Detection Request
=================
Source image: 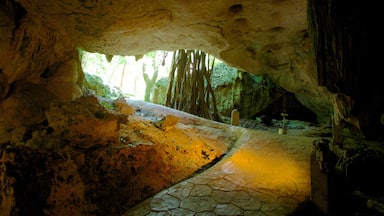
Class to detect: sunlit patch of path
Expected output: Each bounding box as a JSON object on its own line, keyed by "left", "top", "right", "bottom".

{"left": 123, "top": 126, "right": 315, "bottom": 216}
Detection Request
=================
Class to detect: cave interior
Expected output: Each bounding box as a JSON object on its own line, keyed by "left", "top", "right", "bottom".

{"left": 0, "top": 0, "right": 383, "bottom": 215}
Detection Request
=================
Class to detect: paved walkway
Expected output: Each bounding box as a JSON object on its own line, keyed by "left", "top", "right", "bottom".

{"left": 122, "top": 126, "right": 315, "bottom": 216}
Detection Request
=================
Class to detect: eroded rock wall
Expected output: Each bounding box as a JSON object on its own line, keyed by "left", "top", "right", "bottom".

{"left": 0, "top": 96, "right": 230, "bottom": 215}
{"left": 0, "top": 1, "right": 84, "bottom": 138}
{"left": 308, "top": 0, "right": 384, "bottom": 139}
{"left": 0, "top": 0, "right": 338, "bottom": 130}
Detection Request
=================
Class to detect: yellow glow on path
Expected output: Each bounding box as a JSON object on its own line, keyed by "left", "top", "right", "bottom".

{"left": 221, "top": 137, "right": 310, "bottom": 193}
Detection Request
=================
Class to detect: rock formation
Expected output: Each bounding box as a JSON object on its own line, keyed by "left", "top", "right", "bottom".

{"left": 1, "top": 0, "right": 330, "bottom": 129}
{"left": 2, "top": 0, "right": 380, "bottom": 138}
{"left": 0, "top": 95, "right": 233, "bottom": 215}
{"left": 1, "top": 0, "right": 381, "bottom": 137}
{"left": 0, "top": 0, "right": 383, "bottom": 214}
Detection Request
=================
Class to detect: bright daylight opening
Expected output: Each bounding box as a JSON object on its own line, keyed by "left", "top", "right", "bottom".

{"left": 80, "top": 49, "right": 226, "bottom": 104}
{"left": 80, "top": 49, "right": 240, "bottom": 122}
{"left": 80, "top": 50, "right": 174, "bottom": 101}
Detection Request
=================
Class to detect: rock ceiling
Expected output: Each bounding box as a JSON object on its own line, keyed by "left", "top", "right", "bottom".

{"left": 10, "top": 0, "right": 333, "bottom": 122}
{"left": 19, "top": 0, "right": 306, "bottom": 59}
{"left": 10, "top": 0, "right": 384, "bottom": 133}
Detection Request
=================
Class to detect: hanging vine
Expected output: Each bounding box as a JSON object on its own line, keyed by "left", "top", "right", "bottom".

{"left": 165, "top": 49, "right": 220, "bottom": 121}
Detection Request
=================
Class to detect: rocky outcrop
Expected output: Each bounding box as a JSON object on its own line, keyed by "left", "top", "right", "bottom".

{"left": 0, "top": 96, "right": 231, "bottom": 215}
{"left": 154, "top": 62, "right": 318, "bottom": 123}
{"left": 0, "top": 0, "right": 382, "bottom": 214}
{"left": 84, "top": 73, "right": 123, "bottom": 99}
{"left": 0, "top": 0, "right": 336, "bottom": 129}
{"left": 1, "top": 0, "right": 381, "bottom": 137}
{"left": 210, "top": 64, "right": 318, "bottom": 122}
{"left": 308, "top": 0, "right": 384, "bottom": 139}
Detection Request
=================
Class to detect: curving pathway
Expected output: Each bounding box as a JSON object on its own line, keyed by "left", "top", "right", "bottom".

{"left": 122, "top": 125, "right": 315, "bottom": 216}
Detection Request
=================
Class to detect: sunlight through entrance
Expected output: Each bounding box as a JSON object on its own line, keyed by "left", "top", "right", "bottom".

{"left": 80, "top": 50, "right": 173, "bottom": 100}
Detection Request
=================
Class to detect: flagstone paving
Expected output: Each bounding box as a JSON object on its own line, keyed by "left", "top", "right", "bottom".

{"left": 123, "top": 127, "right": 316, "bottom": 216}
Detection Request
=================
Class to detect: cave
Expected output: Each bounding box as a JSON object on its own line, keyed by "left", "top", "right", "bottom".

{"left": 0, "top": 0, "right": 383, "bottom": 215}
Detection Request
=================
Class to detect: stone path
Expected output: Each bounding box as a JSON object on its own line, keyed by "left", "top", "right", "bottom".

{"left": 122, "top": 127, "right": 315, "bottom": 216}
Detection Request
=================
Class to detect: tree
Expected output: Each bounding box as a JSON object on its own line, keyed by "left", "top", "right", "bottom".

{"left": 142, "top": 52, "right": 159, "bottom": 102}
{"left": 165, "top": 49, "right": 220, "bottom": 121}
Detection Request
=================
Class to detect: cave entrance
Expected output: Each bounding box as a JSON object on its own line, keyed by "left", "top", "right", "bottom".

{"left": 79, "top": 49, "right": 318, "bottom": 125}
{"left": 80, "top": 49, "right": 173, "bottom": 101}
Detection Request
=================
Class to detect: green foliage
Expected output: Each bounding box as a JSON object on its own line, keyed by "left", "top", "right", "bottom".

{"left": 83, "top": 73, "right": 123, "bottom": 99}
{"left": 115, "top": 55, "right": 128, "bottom": 64}
{"left": 146, "top": 51, "right": 156, "bottom": 59}
{"left": 100, "top": 101, "right": 114, "bottom": 110}
{"left": 210, "top": 62, "right": 238, "bottom": 88}
{"left": 80, "top": 49, "right": 108, "bottom": 77}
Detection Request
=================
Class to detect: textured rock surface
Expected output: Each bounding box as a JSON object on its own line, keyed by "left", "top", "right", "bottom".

{"left": 0, "top": 1, "right": 382, "bottom": 215}
{"left": 0, "top": 0, "right": 381, "bottom": 136}
{"left": 155, "top": 63, "right": 318, "bottom": 122}
{"left": 0, "top": 0, "right": 335, "bottom": 125}
{"left": 212, "top": 70, "right": 319, "bottom": 121}
{"left": 0, "top": 96, "right": 233, "bottom": 215}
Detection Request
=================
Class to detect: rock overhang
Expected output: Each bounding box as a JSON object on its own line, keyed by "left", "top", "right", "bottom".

{"left": 1, "top": 0, "right": 335, "bottom": 125}
{"left": 17, "top": 0, "right": 307, "bottom": 64}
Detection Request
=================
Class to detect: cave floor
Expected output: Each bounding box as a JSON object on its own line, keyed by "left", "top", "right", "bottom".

{"left": 122, "top": 100, "right": 326, "bottom": 216}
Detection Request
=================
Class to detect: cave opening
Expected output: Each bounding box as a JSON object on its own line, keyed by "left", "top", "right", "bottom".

{"left": 79, "top": 49, "right": 173, "bottom": 101}
{"left": 79, "top": 49, "right": 319, "bottom": 128}
{"left": 0, "top": 0, "right": 383, "bottom": 215}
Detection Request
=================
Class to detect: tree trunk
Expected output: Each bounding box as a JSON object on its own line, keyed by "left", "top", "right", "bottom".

{"left": 165, "top": 49, "right": 220, "bottom": 121}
